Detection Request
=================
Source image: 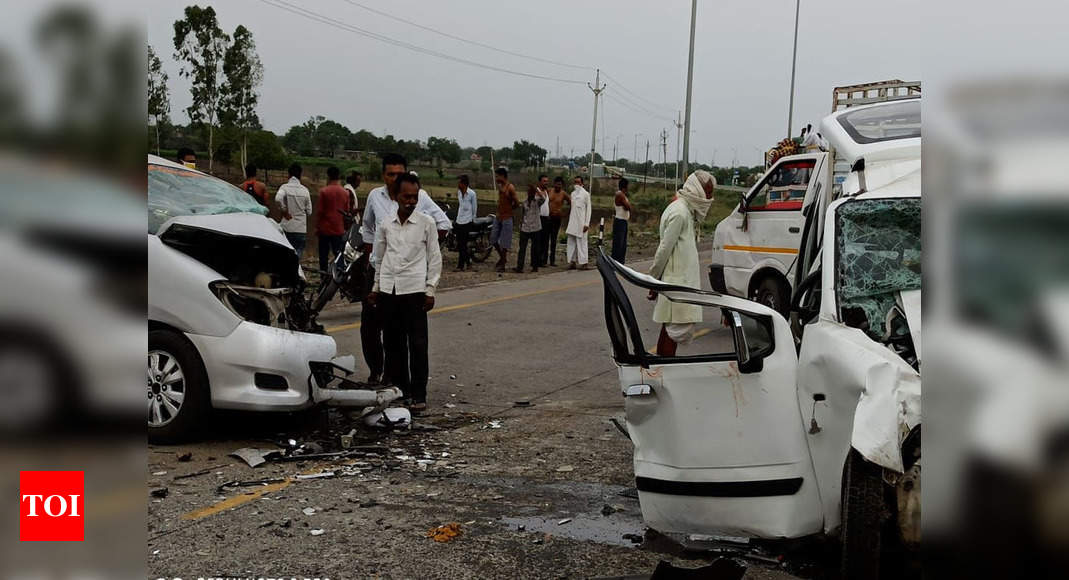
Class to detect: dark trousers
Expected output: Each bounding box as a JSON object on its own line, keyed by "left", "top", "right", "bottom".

{"left": 538, "top": 216, "right": 551, "bottom": 264}
{"left": 285, "top": 233, "right": 307, "bottom": 259}
{"left": 611, "top": 218, "right": 629, "bottom": 262}
{"left": 360, "top": 266, "right": 384, "bottom": 380}
{"left": 546, "top": 216, "right": 562, "bottom": 264}
{"left": 455, "top": 222, "right": 472, "bottom": 269}
{"left": 516, "top": 230, "right": 541, "bottom": 270}
{"left": 318, "top": 234, "right": 344, "bottom": 273}
{"left": 380, "top": 291, "right": 429, "bottom": 403}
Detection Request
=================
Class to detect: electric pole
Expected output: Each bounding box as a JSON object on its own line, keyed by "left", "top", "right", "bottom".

{"left": 643, "top": 139, "right": 650, "bottom": 194}
{"left": 681, "top": 0, "right": 698, "bottom": 180}
{"left": 587, "top": 68, "right": 606, "bottom": 192}
{"left": 673, "top": 111, "right": 684, "bottom": 183}
{"left": 787, "top": 0, "right": 801, "bottom": 139}
{"left": 634, "top": 133, "right": 640, "bottom": 161}
{"left": 661, "top": 129, "right": 669, "bottom": 190}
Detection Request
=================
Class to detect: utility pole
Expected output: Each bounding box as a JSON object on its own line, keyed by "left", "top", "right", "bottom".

{"left": 643, "top": 139, "right": 650, "bottom": 194}
{"left": 673, "top": 111, "right": 684, "bottom": 183}
{"left": 661, "top": 129, "right": 669, "bottom": 190}
{"left": 634, "top": 133, "right": 640, "bottom": 161}
{"left": 587, "top": 68, "right": 606, "bottom": 192}
{"left": 787, "top": 0, "right": 801, "bottom": 139}
{"left": 681, "top": 0, "right": 698, "bottom": 180}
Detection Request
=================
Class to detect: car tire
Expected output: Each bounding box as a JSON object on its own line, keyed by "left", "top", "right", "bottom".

{"left": 472, "top": 234, "right": 493, "bottom": 263}
{"left": 148, "top": 329, "right": 210, "bottom": 444}
{"left": 840, "top": 449, "right": 888, "bottom": 579}
{"left": 754, "top": 276, "right": 790, "bottom": 316}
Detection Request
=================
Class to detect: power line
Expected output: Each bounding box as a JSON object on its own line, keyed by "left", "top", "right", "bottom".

{"left": 338, "top": 0, "right": 591, "bottom": 72}
{"left": 603, "top": 92, "right": 674, "bottom": 124}
{"left": 256, "top": 0, "right": 587, "bottom": 85}
{"left": 601, "top": 71, "right": 676, "bottom": 117}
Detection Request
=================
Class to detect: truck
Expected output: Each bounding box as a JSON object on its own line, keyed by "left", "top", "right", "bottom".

{"left": 709, "top": 80, "right": 920, "bottom": 314}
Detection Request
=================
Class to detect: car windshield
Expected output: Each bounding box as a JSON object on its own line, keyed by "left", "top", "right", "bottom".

{"left": 148, "top": 164, "right": 266, "bottom": 234}
{"left": 836, "top": 198, "right": 921, "bottom": 338}
{"left": 838, "top": 100, "right": 921, "bottom": 144}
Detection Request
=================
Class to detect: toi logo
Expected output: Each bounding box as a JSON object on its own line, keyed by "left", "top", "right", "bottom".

{"left": 19, "top": 471, "right": 84, "bottom": 541}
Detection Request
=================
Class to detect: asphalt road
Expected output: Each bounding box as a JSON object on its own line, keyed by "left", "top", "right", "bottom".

{"left": 147, "top": 252, "right": 810, "bottom": 579}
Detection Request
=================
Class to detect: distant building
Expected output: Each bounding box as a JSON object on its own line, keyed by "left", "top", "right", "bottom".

{"left": 336, "top": 149, "right": 374, "bottom": 162}
{"left": 470, "top": 153, "right": 482, "bottom": 161}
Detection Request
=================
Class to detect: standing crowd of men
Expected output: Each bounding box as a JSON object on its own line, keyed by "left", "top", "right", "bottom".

{"left": 187, "top": 148, "right": 637, "bottom": 413}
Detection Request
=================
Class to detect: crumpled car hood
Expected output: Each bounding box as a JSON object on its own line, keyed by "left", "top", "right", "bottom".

{"left": 158, "top": 212, "right": 291, "bottom": 248}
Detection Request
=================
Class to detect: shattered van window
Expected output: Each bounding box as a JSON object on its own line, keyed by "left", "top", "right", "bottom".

{"left": 148, "top": 164, "right": 267, "bottom": 234}
{"left": 836, "top": 198, "right": 921, "bottom": 338}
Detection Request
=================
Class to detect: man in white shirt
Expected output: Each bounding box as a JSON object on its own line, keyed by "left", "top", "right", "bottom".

{"left": 344, "top": 171, "right": 362, "bottom": 222}
{"left": 358, "top": 153, "right": 449, "bottom": 385}
{"left": 454, "top": 174, "right": 479, "bottom": 271}
{"left": 802, "top": 123, "right": 821, "bottom": 151}
{"left": 367, "top": 173, "right": 441, "bottom": 413}
{"left": 275, "top": 163, "right": 312, "bottom": 258}
{"left": 536, "top": 174, "right": 551, "bottom": 266}
{"left": 566, "top": 175, "right": 593, "bottom": 270}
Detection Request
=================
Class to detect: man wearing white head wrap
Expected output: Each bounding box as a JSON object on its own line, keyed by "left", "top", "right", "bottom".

{"left": 647, "top": 170, "right": 716, "bottom": 356}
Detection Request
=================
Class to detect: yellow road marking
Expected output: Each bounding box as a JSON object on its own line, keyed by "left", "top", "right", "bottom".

{"left": 722, "top": 244, "right": 798, "bottom": 255}
{"left": 324, "top": 279, "right": 599, "bottom": 334}
{"left": 646, "top": 327, "right": 714, "bottom": 354}
{"left": 182, "top": 479, "right": 292, "bottom": 520}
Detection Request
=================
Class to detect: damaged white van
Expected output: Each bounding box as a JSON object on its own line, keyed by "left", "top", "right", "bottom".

{"left": 147, "top": 156, "right": 399, "bottom": 442}
{"left": 597, "top": 153, "right": 920, "bottom": 576}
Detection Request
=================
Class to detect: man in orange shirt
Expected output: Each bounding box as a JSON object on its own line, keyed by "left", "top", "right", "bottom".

{"left": 491, "top": 167, "right": 519, "bottom": 272}
{"left": 240, "top": 164, "right": 268, "bottom": 207}
{"left": 315, "top": 166, "right": 352, "bottom": 274}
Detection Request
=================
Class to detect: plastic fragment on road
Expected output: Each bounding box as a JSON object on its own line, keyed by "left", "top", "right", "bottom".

{"left": 556, "top": 465, "right": 574, "bottom": 472}
{"left": 427, "top": 522, "right": 462, "bottom": 542}
{"left": 484, "top": 420, "right": 502, "bottom": 429}
{"left": 229, "top": 447, "right": 278, "bottom": 468}
{"left": 363, "top": 407, "right": 412, "bottom": 429}
{"left": 310, "top": 528, "right": 325, "bottom": 536}
{"left": 302, "top": 507, "right": 316, "bottom": 515}
{"left": 557, "top": 518, "right": 572, "bottom": 525}
{"left": 295, "top": 471, "right": 335, "bottom": 480}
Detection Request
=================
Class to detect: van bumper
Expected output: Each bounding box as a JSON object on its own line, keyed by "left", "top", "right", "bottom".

{"left": 708, "top": 263, "right": 727, "bottom": 294}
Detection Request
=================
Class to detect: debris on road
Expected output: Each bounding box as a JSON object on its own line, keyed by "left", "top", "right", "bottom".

{"left": 294, "top": 471, "right": 335, "bottom": 480}
{"left": 340, "top": 428, "right": 358, "bottom": 449}
{"left": 302, "top": 507, "right": 316, "bottom": 516}
{"left": 484, "top": 420, "right": 502, "bottom": 429}
{"left": 152, "top": 471, "right": 167, "bottom": 476}
{"left": 622, "top": 533, "right": 644, "bottom": 544}
{"left": 557, "top": 518, "right": 572, "bottom": 525}
{"left": 449, "top": 374, "right": 457, "bottom": 380}
{"left": 363, "top": 407, "right": 412, "bottom": 429}
{"left": 229, "top": 447, "right": 278, "bottom": 468}
{"left": 556, "top": 465, "right": 575, "bottom": 473}
{"left": 150, "top": 487, "right": 169, "bottom": 498}
{"left": 427, "top": 522, "right": 462, "bottom": 543}
{"left": 649, "top": 558, "right": 746, "bottom": 580}
{"left": 601, "top": 504, "right": 616, "bottom": 516}
{"left": 309, "top": 529, "right": 325, "bottom": 536}
{"left": 513, "top": 401, "right": 532, "bottom": 408}
{"left": 216, "top": 478, "right": 287, "bottom": 494}
{"left": 177, "top": 451, "right": 193, "bottom": 462}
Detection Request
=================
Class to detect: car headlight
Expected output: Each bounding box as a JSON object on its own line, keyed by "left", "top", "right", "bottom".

{"left": 209, "top": 281, "right": 291, "bottom": 328}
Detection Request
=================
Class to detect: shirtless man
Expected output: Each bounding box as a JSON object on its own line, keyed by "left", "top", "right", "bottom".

{"left": 545, "top": 176, "right": 570, "bottom": 266}
{"left": 491, "top": 167, "right": 519, "bottom": 272}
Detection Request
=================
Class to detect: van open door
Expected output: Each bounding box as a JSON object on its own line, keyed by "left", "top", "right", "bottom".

{"left": 597, "top": 251, "right": 823, "bottom": 541}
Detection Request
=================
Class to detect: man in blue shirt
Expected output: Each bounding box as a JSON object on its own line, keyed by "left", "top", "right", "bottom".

{"left": 454, "top": 174, "right": 478, "bottom": 271}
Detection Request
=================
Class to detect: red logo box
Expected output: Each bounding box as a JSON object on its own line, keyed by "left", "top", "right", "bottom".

{"left": 19, "top": 471, "right": 84, "bottom": 541}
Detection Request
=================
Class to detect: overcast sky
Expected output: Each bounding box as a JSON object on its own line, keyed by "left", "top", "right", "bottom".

{"left": 143, "top": 0, "right": 1039, "bottom": 167}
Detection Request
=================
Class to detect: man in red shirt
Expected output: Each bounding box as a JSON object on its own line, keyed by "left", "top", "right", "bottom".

{"left": 240, "top": 163, "right": 268, "bottom": 207}
{"left": 316, "top": 166, "right": 351, "bottom": 274}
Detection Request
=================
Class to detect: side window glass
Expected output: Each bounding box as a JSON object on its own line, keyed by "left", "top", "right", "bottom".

{"left": 747, "top": 160, "right": 816, "bottom": 212}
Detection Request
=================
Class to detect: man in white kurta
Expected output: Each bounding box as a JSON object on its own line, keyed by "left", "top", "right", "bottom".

{"left": 649, "top": 171, "right": 716, "bottom": 356}
{"left": 565, "top": 176, "right": 592, "bottom": 269}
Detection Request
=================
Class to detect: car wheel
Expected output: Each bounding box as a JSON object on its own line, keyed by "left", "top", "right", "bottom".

{"left": 841, "top": 449, "right": 888, "bottom": 579}
{"left": 472, "top": 234, "right": 493, "bottom": 263}
{"left": 754, "top": 276, "right": 790, "bottom": 316}
{"left": 148, "top": 329, "right": 209, "bottom": 443}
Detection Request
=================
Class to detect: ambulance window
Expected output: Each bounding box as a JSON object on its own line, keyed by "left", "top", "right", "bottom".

{"left": 747, "top": 160, "right": 815, "bottom": 212}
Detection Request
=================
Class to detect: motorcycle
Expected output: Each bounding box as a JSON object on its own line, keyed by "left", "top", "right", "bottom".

{"left": 303, "top": 211, "right": 367, "bottom": 333}
{"left": 443, "top": 205, "right": 495, "bottom": 263}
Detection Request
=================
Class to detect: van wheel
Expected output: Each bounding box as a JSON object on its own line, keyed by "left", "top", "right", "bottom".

{"left": 148, "top": 329, "right": 210, "bottom": 443}
{"left": 841, "top": 449, "right": 888, "bottom": 579}
{"left": 754, "top": 277, "right": 789, "bottom": 316}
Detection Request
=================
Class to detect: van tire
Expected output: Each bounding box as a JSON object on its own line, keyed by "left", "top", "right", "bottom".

{"left": 753, "top": 276, "right": 790, "bottom": 316}
{"left": 840, "top": 449, "right": 887, "bottom": 579}
{"left": 148, "top": 329, "right": 210, "bottom": 444}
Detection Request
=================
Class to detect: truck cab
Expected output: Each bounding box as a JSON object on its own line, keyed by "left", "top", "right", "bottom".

{"left": 710, "top": 93, "right": 921, "bottom": 315}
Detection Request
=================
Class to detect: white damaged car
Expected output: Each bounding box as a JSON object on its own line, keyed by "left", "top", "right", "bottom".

{"left": 597, "top": 152, "right": 920, "bottom": 577}
{"left": 147, "top": 155, "right": 399, "bottom": 442}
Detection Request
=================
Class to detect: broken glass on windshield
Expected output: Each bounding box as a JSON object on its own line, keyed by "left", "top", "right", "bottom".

{"left": 836, "top": 198, "right": 921, "bottom": 339}
{"left": 148, "top": 164, "right": 267, "bottom": 234}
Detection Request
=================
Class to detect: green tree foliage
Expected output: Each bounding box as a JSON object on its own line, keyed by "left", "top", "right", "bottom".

{"left": 245, "top": 129, "right": 288, "bottom": 169}
{"left": 220, "top": 24, "right": 263, "bottom": 168}
{"left": 512, "top": 139, "right": 547, "bottom": 167}
{"left": 147, "top": 44, "right": 170, "bottom": 155}
{"left": 173, "top": 5, "right": 229, "bottom": 171}
{"left": 427, "top": 136, "right": 461, "bottom": 165}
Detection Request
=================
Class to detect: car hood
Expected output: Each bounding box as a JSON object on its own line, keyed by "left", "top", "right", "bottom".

{"left": 158, "top": 212, "right": 291, "bottom": 248}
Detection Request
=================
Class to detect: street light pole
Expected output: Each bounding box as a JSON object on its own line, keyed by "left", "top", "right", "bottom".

{"left": 681, "top": 0, "right": 697, "bottom": 180}
{"left": 787, "top": 0, "right": 800, "bottom": 139}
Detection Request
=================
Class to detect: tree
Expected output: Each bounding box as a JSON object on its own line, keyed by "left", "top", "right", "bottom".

{"left": 512, "top": 139, "right": 547, "bottom": 168}
{"left": 220, "top": 24, "right": 262, "bottom": 168}
{"left": 246, "top": 129, "right": 288, "bottom": 169}
{"left": 173, "top": 5, "right": 229, "bottom": 171}
{"left": 147, "top": 44, "right": 170, "bottom": 156}
{"left": 427, "top": 136, "right": 461, "bottom": 166}
{"left": 314, "top": 119, "right": 350, "bottom": 156}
